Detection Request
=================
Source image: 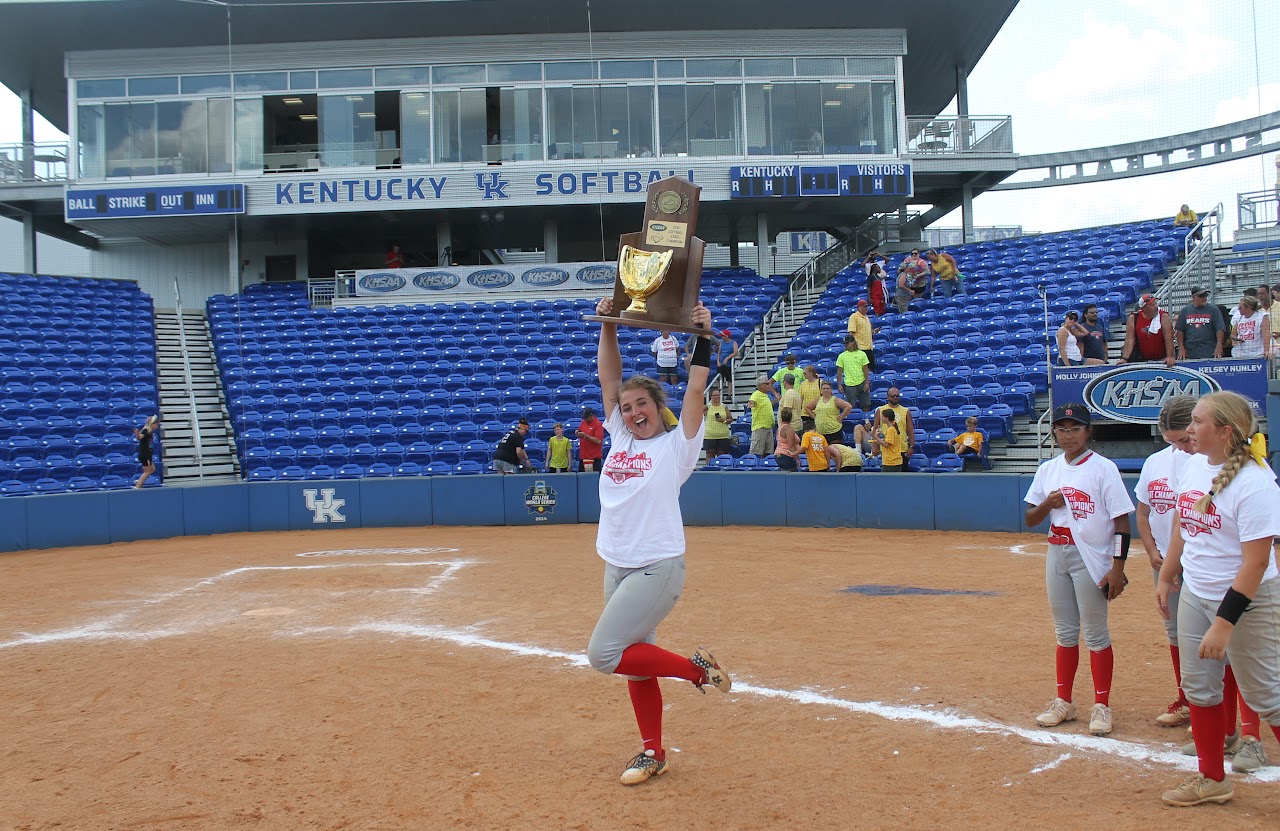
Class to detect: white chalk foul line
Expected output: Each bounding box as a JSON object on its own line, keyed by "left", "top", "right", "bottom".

{"left": 316, "top": 620, "right": 1280, "bottom": 783}
{"left": 1030, "top": 753, "right": 1072, "bottom": 774}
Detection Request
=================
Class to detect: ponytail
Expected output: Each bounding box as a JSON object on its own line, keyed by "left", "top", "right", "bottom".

{"left": 1192, "top": 440, "right": 1251, "bottom": 512}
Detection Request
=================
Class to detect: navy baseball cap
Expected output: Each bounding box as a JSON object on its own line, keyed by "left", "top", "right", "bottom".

{"left": 1051, "top": 404, "right": 1091, "bottom": 426}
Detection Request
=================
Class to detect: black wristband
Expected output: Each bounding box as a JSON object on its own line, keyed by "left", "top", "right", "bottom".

{"left": 1217, "top": 588, "right": 1252, "bottom": 625}
{"left": 1112, "top": 532, "right": 1130, "bottom": 561}
{"left": 690, "top": 336, "right": 712, "bottom": 368}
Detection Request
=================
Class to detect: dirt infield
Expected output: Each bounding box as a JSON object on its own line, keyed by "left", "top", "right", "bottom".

{"left": 2, "top": 526, "right": 1277, "bottom": 830}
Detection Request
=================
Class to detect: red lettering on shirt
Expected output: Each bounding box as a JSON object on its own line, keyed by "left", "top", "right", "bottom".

{"left": 604, "top": 450, "right": 653, "bottom": 483}
{"left": 1177, "top": 491, "right": 1222, "bottom": 536}
{"left": 1146, "top": 478, "right": 1177, "bottom": 514}
{"left": 1061, "top": 486, "right": 1096, "bottom": 521}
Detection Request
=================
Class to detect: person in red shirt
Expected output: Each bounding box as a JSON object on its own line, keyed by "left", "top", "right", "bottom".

{"left": 385, "top": 244, "right": 404, "bottom": 269}
{"left": 1120, "top": 293, "right": 1176, "bottom": 366}
{"left": 575, "top": 406, "right": 605, "bottom": 472}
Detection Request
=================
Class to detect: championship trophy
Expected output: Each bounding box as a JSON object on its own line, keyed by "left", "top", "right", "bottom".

{"left": 583, "top": 176, "right": 712, "bottom": 336}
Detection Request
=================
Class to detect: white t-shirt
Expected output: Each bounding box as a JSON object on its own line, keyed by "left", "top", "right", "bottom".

{"left": 596, "top": 406, "right": 704, "bottom": 568}
{"left": 650, "top": 335, "right": 679, "bottom": 368}
{"left": 1135, "top": 446, "right": 1191, "bottom": 556}
{"left": 1025, "top": 451, "right": 1136, "bottom": 583}
{"left": 1230, "top": 309, "right": 1268, "bottom": 358}
{"left": 1175, "top": 454, "right": 1280, "bottom": 600}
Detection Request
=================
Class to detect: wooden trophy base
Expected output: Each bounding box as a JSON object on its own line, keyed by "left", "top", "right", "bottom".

{"left": 581, "top": 314, "right": 713, "bottom": 337}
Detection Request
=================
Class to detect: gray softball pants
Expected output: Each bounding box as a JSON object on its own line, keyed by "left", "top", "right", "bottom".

{"left": 1046, "top": 543, "right": 1112, "bottom": 651}
{"left": 1177, "top": 578, "right": 1280, "bottom": 725}
{"left": 1153, "top": 566, "right": 1179, "bottom": 645}
{"left": 587, "top": 555, "right": 686, "bottom": 679}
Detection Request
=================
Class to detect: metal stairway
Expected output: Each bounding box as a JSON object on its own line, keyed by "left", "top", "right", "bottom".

{"left": 153, "top": 308, "right": 240, "bottom": 483}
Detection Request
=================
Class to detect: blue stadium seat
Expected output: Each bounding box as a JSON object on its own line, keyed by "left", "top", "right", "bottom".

{"left": 931, "top": 454, "right": 964, "bottom": 473}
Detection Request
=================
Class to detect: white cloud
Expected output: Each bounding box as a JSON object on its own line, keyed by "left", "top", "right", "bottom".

{"left": 1213, "top": 83, "right": 1280, "bottom": 126}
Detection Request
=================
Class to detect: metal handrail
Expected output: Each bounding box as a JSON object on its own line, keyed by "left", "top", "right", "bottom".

{"left": 172, "top": 278, "right": 206, "bottom": 476}
{"left": 0, "top": 141, "right": 69, "bottom": 182}
{"left": 1155, "top": 204, "right": 1221, "bottom": 306}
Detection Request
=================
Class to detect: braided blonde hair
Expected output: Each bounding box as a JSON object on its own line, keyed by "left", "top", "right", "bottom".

{"left": 1192, "top": 391, "right": 1258, "bottom": 512}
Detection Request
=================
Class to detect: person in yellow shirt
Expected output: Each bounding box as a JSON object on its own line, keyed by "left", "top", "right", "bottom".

{"left": 800, "top": 428, "right": 829, "bottom": 472}
{"left": 846, "top": 300, "right": 878, "bottom": 369}
{"left": 835, "top": 335, "right": 871, "bottom": 410}
{"left": 873, "top": 388, "right": 914, "bottom": 460}
{"left": 777, "top": 374, "right": 803, "bottom": 434}
{"left": 747, "top": 375, "right": 778, "bottom": 456}
{"left": 926, "top": 249, "right": 962, "bottom": 298}
{"left": 878, "top": 410, "right": 905, "bottom": 472}
{"left": 798, "top": 365, "right": 822, "bottom": 432}
{"left": 1174, "top": 204, "right": 1202, "bottom": 241}
{"left": 806, "top": 381, "right": 853, "bottom": 447}
{"left": 949, "top": 416, "right": 984, "bottom": 463}
{"left": 545, "top": 423, "right": 574, "bottom": 473}
{"left": 825, "top": 442, "right": 863, "bottom": 472}
{"left": 702, "top": 387, "right": 733, "bottom": 459}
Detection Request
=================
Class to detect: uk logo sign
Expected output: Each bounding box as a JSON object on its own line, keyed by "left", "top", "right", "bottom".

{"left": 304, "top": 488, "right": 346, "bottom": 524}
{"left": 475, "top": 171, "right": 510, "bottom": 199}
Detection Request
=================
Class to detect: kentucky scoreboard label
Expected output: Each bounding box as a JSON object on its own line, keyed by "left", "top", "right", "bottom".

{"left": 66, "top": 184, "right": 246, "bottom": 219}
{"left": 1051, "top": 360, "right": 1267, "bottom": 423}
{"left": 729, "top": 163, "right": 912, "bottom": 199}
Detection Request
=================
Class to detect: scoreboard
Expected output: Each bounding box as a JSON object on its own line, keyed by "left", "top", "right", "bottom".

{"left": 729, "top": 163, "right": 912, "bottom": 199}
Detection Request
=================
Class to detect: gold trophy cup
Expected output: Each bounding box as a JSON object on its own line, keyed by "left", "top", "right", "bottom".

{"left": 617, "top": 244, "right": 674, "bottom": 317}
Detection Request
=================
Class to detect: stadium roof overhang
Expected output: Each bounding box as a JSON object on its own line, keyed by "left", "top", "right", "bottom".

{"left": 0, "top": 0, "right": 1018, "bottom": 133}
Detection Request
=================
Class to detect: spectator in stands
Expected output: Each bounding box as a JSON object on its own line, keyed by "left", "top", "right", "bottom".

{"left": 825, "top": 442, "right": 863, "bottom": 472}
{"left": 1175, "top": 288, "right": 1226, "bottom": 360}
{"left": 806, "top": 381, "right": 852, "bottom": 448}
{"left": 775, "top": 408, "right": 800, "bottom": 471}
{"left": 1256, "top": 285, "right": 1273, "bottom": 313}
{"left": 798, "top": 365, "right": 822, "bottom": 433}
{"left": 846, "top": 300, "right": 879, "bottom": 369}
{"left": 800, "top": 425, "right": 829, "bottom": 472}
{"left": 873, "top": 388, "right": 915, "bottom": 461}
{"left": 703, "top": 388, "right": 733, "bottom": 460}
{"left": 575, "top": 407, "right": 604, "bottom": 472}
{"left": 385, "top": 244, "right": 404, "bottom": 269}
{"left": 836, "top": 335, "right": 872, "bottom": 410}
{"left": 650, "top": 329, "right": 680, "bottom": 385}
{"left": 771, "top": 354, "right": 801, "bottom": 389}
{"left": 1080, "top": 304, "right": 1110, "bottom": 366}
{"left": 926, "top": 249, "right": 962, "bottom": 298}
{"left": 895, "top": 248, "right": 931, "bottom": 312}
{"left": 877, "top": 410, "right": 905, "bottom": 472}
{"left": 864, "top": 252, "right": 889, "bottom": 314}
{"left": 1230, "top": 296, "right": 1271, "bottom": 361}
{"left": 545, "top": 423, "right": 574, "bottom": 473}
{"left": 1174, "top": 204, "right": 1202, "bottom": 241}
{"left": 133, "top": 415, "right": 160, "bottom": 489}
{"left": 715, "top": 330, "right": 738, "bottom": 403}
{"left": 948, "top": 416, "right": 984, "bottom": 462}
{"left": 777, "top": 374, "right": 803, "bottom": 435}
{"left": 1120, "top": 294, "right": 1176, "bottom": 366}
{"left": 1057, "top": 311, "right": 1088, "bottom": 366}
{"left": 746, "top": 375, "right": 778, "bottom": 456}
{"left": 493, "top": 418, "right": 531, "bottom": 473}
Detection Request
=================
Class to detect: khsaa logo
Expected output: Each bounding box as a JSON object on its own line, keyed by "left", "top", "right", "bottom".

{"left": 576, "top": 264, "right": 617, "bottom": 285}
{"left": 1082, "top": 365, "right": 1219, "bottom": 424}
{"left": 358, "top": 273, "right": 406, "bottom": 292}
{"left": 524, "top": 480, "right": 558, "bottom": 521}
{"left": 412, "top": 271, "right": 461, "bottom": 291}
{"left": 467, "top": 269, "right": 515, "bottom": 289}
{"left": 522, "top": 268, "right": 570, "bottom": 288}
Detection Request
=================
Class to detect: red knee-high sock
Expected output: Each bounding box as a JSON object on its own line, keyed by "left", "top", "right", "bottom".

{"left": 1089, "top": 646, "right": 1114, "bottom": 706}
{"left": 614, "top": 643, "right": 702, "bottom": 683}
{"left": 1238, "top": 695, "right": 1261, "bottom": 740}
{"left": 1169, "top": 644, "right": 1187, "bottom": 703}
{"left": 1189, "top": 702, "right": 1227, "bottom": 781}
{"left": 1055, "top": 645, "right": 1079, "bottom": 701}
{"left": 627, "top": 678, "right": 664, "bottom": 759}
{"left": 1271, "top": 723, "right": 1280, "bottom": 744}
{"left": 1223, "top": 666, "right": 1240, "bottom": 733}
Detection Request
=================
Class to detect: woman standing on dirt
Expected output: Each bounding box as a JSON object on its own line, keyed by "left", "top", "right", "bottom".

{"left": 1156, "top": 391, "right": 1280, "bottom": 807}
{"left": 1024, "top": 403, "right": 1134, "bottom": 737}
{"left": 585, "top": 297, "right": 731, "bottom": 787}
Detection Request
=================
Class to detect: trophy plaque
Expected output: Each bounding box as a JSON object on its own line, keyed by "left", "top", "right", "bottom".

{"left": 583, "top": 176, "right": 711, "bottom": 336}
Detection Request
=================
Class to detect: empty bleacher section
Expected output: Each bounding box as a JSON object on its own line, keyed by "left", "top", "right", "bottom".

{"left": 0, "top": 273, "right": 159, "bottom": 495}
{"left": 209, "top": 269, "right": 783, "bottom": 481}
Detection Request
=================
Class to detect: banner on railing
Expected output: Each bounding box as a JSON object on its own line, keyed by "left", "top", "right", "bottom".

{"left": 1050, "top": 359, "right": 1268, "bottom": 423}
{"left": 351, "top": 262, "right": 617, "bottom": 297}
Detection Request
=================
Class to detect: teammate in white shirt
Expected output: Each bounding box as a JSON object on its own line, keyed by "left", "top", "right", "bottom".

{"left": 649, "top": 329, "right": 680, "bottom": 385}
{"left": 586, "top": 297, "right": 730, "bottom": 787}
{"left": 1136, "top": 396, "right": 1199, "bottom": 728}
{"left": 1156, "top": 391, "right": 1280, "bottom": 806}
{"left": 1025, "top": 404, "right": 1134, "bottom": 737}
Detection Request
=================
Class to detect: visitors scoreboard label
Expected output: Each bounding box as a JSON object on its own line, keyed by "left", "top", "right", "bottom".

{"left": 66, "top": 184, "right": 246, "bottom": 219}
{"left": 729, "top": 163, "right": 912, "bottom": 198}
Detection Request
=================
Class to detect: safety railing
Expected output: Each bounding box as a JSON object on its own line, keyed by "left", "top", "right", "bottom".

{"left": 1238, "top": 189, "right": 1279, "bottom": 230}
{"left": 905, "top": 116, "right": 1013, "bottom": 155}
{"left": 0, "top": 141, "right": 70, "bottom": 182}
{"left": 172, "top": 278, "right": 206, "bottom": 476}
{"left": 1155, "top": 204, "right": 1221, "bottom": 308}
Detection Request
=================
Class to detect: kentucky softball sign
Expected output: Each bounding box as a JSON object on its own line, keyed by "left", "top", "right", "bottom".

{"left": 1052, "top": 359, "right": 1267, "bottom": 423}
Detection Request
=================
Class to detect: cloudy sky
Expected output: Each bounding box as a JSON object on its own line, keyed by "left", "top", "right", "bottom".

{"left": 1, "top": 0, "right": 1277, "bottom": 239}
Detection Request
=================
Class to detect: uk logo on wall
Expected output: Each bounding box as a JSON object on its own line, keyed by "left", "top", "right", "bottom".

{"left": 304, "top": 488, "right": 347, "bottom": 524}
{"left": 524, "top": 480, "right": 557, "bottom": 521}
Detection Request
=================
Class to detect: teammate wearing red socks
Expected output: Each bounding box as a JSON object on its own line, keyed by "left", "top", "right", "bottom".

{"left": 1157, "top": 392, "right": 1280, "bottom": 806}
{"left": 1025, "top": 404, "right": 1134, "bottom": 736}
{"left": 586, "top": 297, "right": 731, "bottom": 786}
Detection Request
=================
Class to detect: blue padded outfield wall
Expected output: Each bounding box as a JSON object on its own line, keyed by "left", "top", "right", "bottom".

{"left": 0, "top": 471, "right": 1169, "bottom": 553}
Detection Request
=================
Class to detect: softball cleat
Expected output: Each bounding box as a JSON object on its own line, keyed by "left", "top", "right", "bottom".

{"left": 691, "top": 646, "right": 731, "bottom": 694}
{"left": 620, "top": 749, "right": 669, "bottom": 785}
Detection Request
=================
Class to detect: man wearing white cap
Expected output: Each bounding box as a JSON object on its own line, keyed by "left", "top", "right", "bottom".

{"left": 1120, "top": 293, "right": 1175, "bottom": 366}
